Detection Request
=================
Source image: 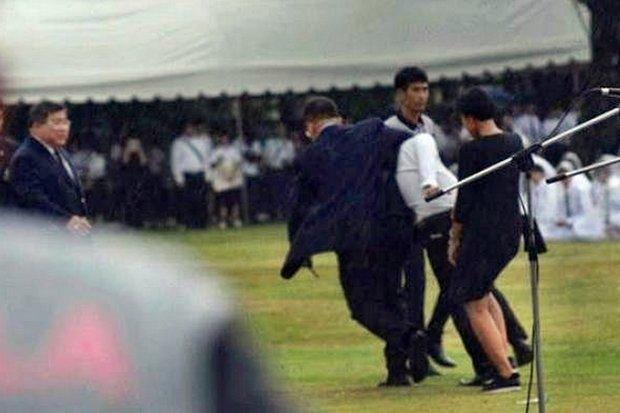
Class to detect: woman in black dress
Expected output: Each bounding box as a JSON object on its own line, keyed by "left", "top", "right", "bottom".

{"left": 449, "top": 88, "right": 523, "bottom": 393}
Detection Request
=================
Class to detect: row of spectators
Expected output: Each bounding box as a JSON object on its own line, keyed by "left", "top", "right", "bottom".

{"left": 67, "top": 119, "right": 296, "bottom": 229}
{"left": 2, "top": 63, "right": 619, "bottom": 233}
{"left": 527, "top": 152, "right": 620, "bottom": 241}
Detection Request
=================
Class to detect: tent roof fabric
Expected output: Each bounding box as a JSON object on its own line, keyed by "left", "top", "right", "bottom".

{"left": 0, "top": 0, "right": 590, "bottom": 104}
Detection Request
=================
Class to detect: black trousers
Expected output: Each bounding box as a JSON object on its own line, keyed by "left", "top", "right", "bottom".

{"left": 181, "top": 172, "right": 209, "bottom": 229}
{"left": 417, "top": 210, "right": 528, "bottom": 374}
{"left": 337, "top": 247, "right": 415, "bottom": 374}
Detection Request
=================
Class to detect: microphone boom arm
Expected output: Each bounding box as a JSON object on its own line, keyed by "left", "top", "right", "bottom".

{"left": 547, "top": 156, "right": 620, "bottom": 184}
{"left": 424, "top": 106, "right": 620, "bottom": 202}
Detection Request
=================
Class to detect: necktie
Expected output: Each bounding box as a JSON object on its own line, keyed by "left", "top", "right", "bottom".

{"left": 53, "top": 149, "right": 63, "bottom": 165}
{"left": 54, "top": 150, "right": 76, "bottom": 183}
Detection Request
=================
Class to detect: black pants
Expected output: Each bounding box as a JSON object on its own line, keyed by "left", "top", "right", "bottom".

{"left": 417, "top": 210, "right": 528, "bottom": 374}
{"left": 337, "top": 247, "right": 415, "bottom": 374}
{"left": 181, "top": 172, "right": 209, "bottom": 229}
{"left": 246, "top": 175, "right": 266, "bottom": 221}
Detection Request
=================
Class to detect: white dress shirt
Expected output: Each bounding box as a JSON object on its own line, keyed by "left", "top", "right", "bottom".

{"left": 395, "top": 133, "right": 457, "bottom": 222}
{"left": 170, "top": 134, "right": 213, "bottom": 186}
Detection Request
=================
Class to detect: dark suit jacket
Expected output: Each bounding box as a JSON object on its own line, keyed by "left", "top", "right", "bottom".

{"left": 281, "top": 118, "right": 415, "bottom": 279}
{"left": 8, "top": 136, "right": 87, "bottom": 220}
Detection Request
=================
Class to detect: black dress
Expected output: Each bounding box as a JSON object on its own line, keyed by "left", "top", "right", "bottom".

{"left": 450, "top": 132, "right": 523, "bottom": 304}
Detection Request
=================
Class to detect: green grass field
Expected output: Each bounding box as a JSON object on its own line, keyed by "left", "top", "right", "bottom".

{"left": 154, "top": 224, "right": 620, "bottom": 412}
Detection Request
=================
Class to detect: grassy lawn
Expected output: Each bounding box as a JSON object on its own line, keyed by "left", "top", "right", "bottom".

{"left": 151, "top": 224, "right": 620, "bottom": 413}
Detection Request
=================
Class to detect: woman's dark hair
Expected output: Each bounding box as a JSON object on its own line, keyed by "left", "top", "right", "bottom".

{"left": 456, "top": 87, "right": 497, "bottom": 121}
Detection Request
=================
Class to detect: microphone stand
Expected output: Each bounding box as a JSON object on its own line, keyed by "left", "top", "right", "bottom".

{"left": 425, "top": 106, "right": 620, "bottom": 413}
{"left": 546, "top": 156, "right": 620, "bottom": 184}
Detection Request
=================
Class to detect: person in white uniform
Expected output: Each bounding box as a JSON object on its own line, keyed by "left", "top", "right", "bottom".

{"left": 522, "top": 155, "right": 560, "bottom": 239}
{"left": 546, "top": 160, "right": 603, "bottom": 240}
{"left": 591, "top": 154, "right": 620, "bottom": 238}
{"left": 170, "top": 120, "right": 213, "bottom": 228}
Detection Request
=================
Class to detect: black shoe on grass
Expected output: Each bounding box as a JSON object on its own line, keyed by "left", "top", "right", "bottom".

{"left": 482, "top": 372, "right": 521, "bottom": 394}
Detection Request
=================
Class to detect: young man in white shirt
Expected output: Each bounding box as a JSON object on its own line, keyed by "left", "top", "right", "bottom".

{"left": 169, "top": 120, "right": 213, "bottom": 228}
{"left": 385, "top": 67, "right": 458, "bottom": 373}
{"left": 389, "top": 67, "right": 532, "bottom": 385}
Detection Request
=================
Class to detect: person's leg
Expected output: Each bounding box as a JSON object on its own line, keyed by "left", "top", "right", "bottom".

{"left": 403, "top": 242, "right": 425, "bottom": 330}
{"left": 231, "top": 189, "right": 242, "bottom": 227}
{"left": 464, "top": 295, "right": 515, "bottom": 379}
{"left": 423, "top": 213, "right": 494, "bottom": 376}
{"left": 215, "top": 191, "right": 228, "bottom": 229}
{"left": 488, "top": 293, "right": 510, "bottom": 355}
{"left": 490, "top": 286, "right": 532, "bottom": 366}
{"left": 491, "top": 287, "right": 529, "bottom": 344}
{"left": 381, "top": 243, "right": 411, "bottom": 386}
{"left": 422, "top": 216, "right": 457, "bottom": 367}
{"left": 338, "top": 249, "right": 428, "bottom": 384}
{"left": 337, "top": 251, "right": 407, "bottom": 345}
{"left": 186, "top": 174, "right": 202, "bottom": 228}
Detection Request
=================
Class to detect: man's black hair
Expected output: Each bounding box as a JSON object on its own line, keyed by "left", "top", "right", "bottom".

{"left": 28, "top": 101, "right": 67, "bottom": 128}
{"left": 302, "top": 96, "right": 340, "bottom": 123}
{"left": 456, "top": 87, "right": 497, "bottom": 121}
{"left": 394, "top": 66, "right": 429, "bottom": 91}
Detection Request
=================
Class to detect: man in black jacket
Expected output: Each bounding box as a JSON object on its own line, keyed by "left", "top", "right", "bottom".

{"left": 8, "top": 101, "right": 90, "bottom": 235}
{"left": 281, "top": 96, "right": 428, "bottom": 385}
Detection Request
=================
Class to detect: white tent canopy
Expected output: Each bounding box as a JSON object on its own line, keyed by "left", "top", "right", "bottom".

{"left": 0, "top": 0, "right": 589, "bottom": 104}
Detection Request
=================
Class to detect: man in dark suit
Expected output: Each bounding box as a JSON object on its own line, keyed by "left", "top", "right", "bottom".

{"left": 8, "top": 101, "right": 91, "bottom": 235}
{"left": 281, "top": 96, "right": 429, "bottom": 385}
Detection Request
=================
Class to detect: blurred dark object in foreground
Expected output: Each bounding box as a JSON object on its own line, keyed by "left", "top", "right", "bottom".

{"left": 0, "top": 213, "right": 296, "bottom": 413}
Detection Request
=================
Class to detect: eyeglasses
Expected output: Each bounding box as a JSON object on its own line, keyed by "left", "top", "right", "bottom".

{"left": 47, "top": 118, "right": 71, "bottom": 127}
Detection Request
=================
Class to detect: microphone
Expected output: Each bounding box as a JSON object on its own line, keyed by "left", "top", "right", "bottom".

{"left": 545, "top": 173, "right": 567, "bottom": 184}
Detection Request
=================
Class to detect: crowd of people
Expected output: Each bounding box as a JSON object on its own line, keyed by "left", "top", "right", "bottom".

{"left": 1, "top": 59, "right": 618, "bottom": 398}
{"left": 46, "top": 119, "right": 298, "bottom": 229}
{"left": 1, "top": 63, "right": 619, "bottom": 237}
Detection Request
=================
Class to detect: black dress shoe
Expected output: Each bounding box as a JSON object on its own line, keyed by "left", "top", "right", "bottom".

{"left": 407, "top": 329, "right": 429, "bottom": 383}
{"left": 513, "top": 341, "right": 533, "bottom": 367}
{"left": 378, "top": 373, "right": 410, "bottom": 387}
{"left": 428, "top": 343, "right": 457, "bottom": 368}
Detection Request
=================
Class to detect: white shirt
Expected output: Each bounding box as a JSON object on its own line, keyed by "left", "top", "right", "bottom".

{"left": 384, "top": 113, "right": 437, "bottom": 136}
{"left": 262, "top": 137, "right": 295, "bottom": 170}
{"left": 209, "top": 144, "right": 244, "bottom": 192}
{"left": 395, "top": 133, "right": 458, "bottom": 222}
{"left": 170, "top": 134, "right": 213, "bottom": 186}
